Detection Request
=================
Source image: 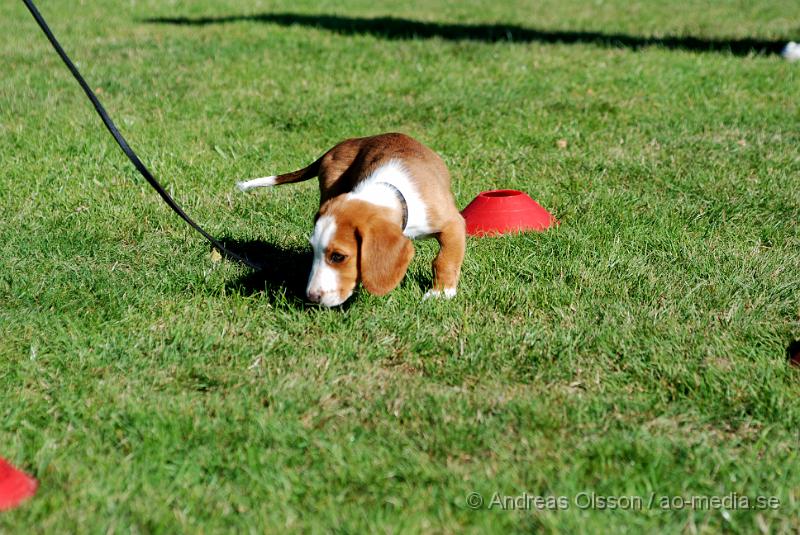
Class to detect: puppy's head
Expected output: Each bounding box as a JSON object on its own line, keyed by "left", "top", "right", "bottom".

{"left": 306, "top": 200, "right": 414, "bottom": 307}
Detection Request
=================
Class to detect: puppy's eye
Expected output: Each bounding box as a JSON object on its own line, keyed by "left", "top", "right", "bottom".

{"left": 329, "top": 252, "right": 346, "bottom": 264}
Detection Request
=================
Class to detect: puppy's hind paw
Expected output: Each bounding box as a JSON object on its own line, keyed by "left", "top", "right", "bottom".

{"left": 423, "top": 287, "right": 457, "bottom": 301}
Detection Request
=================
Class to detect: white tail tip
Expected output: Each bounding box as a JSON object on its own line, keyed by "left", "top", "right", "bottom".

{"left": 236, "top": 176, "right": 277, "bottom": 192}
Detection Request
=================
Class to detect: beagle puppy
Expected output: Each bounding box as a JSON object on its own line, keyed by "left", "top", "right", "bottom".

{"left": 237, "top": 133, "right": 465, "bottom": 307}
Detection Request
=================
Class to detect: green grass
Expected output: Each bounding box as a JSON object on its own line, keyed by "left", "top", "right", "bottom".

{"left": 2, "top": 0, "right": 799, "bottom": 532}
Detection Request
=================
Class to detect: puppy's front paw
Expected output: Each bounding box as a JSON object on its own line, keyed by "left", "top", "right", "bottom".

{"left": 423, "top": 287, "right": 457, "bottom": 301}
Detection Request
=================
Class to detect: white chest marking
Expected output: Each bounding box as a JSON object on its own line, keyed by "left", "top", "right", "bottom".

{"left": 347, "top": 160, "right": 432, "bottom": 238}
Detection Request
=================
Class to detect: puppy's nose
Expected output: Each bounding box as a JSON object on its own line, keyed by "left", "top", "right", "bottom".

{"left": 307, "top": 289, "right": 322, "bottom": 303}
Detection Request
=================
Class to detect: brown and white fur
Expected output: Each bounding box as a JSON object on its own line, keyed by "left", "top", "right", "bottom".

{"left": 236, "top": 133, "right": 465, "bottom": 307}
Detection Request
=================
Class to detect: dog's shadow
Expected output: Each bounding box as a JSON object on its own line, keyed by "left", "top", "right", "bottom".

{"left": 217, "top": 237, "right": 432, "bottom": 307}
{"left": 219, "top": 238, "right": 313, "bottom": 304}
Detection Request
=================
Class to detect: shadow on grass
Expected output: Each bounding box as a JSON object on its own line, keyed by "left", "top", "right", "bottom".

{"left": 217, "top": 238, "right": 312, "bottom": 304}
{"left": 143, "top": 12, "right": 786, "bottom": 57}
{"left": 217, "top": 237, "right": 430, "bottom": 306}
{"left": 787, "top": 340, "right": 800, "bottom": 367}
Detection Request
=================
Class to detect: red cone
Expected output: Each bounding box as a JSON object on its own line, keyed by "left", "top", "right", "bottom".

{"left": 461, "top": 189, "right": 557, "bottom": 236}
{"left": 0, "top": 458, "right": 38, "bottom": 511}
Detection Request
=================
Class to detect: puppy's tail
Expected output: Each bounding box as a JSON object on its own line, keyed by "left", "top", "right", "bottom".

{"left": 236, "top": 155, "right": 322, "bottom": 192}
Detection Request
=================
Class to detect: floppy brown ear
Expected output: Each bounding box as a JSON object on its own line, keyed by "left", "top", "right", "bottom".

{"left": 358, "top": 218, "right": 414, "bottom": 296}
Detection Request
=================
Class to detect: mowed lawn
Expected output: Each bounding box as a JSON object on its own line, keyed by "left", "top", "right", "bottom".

{"left": 2, "top": 0, "right": 799, "bottom": 532}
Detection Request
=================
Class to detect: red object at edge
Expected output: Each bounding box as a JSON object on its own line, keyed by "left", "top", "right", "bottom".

{"left": 0, "top": 458, "right": 38, "bottom": 511}
{"left": 461, "top": 189, "right": 557, "bottom": 236}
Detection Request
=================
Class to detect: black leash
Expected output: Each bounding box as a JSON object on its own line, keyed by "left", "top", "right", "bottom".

{"left": 21, "top": 0, "right": 261, "bottom": 270}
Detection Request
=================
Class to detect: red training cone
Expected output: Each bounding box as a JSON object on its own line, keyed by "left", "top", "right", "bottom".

{"left": 461, "top": 189, "right": 557, "bottom": 236}
{"left": 0, "top": 458, "right": 38, "bottom": 511}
